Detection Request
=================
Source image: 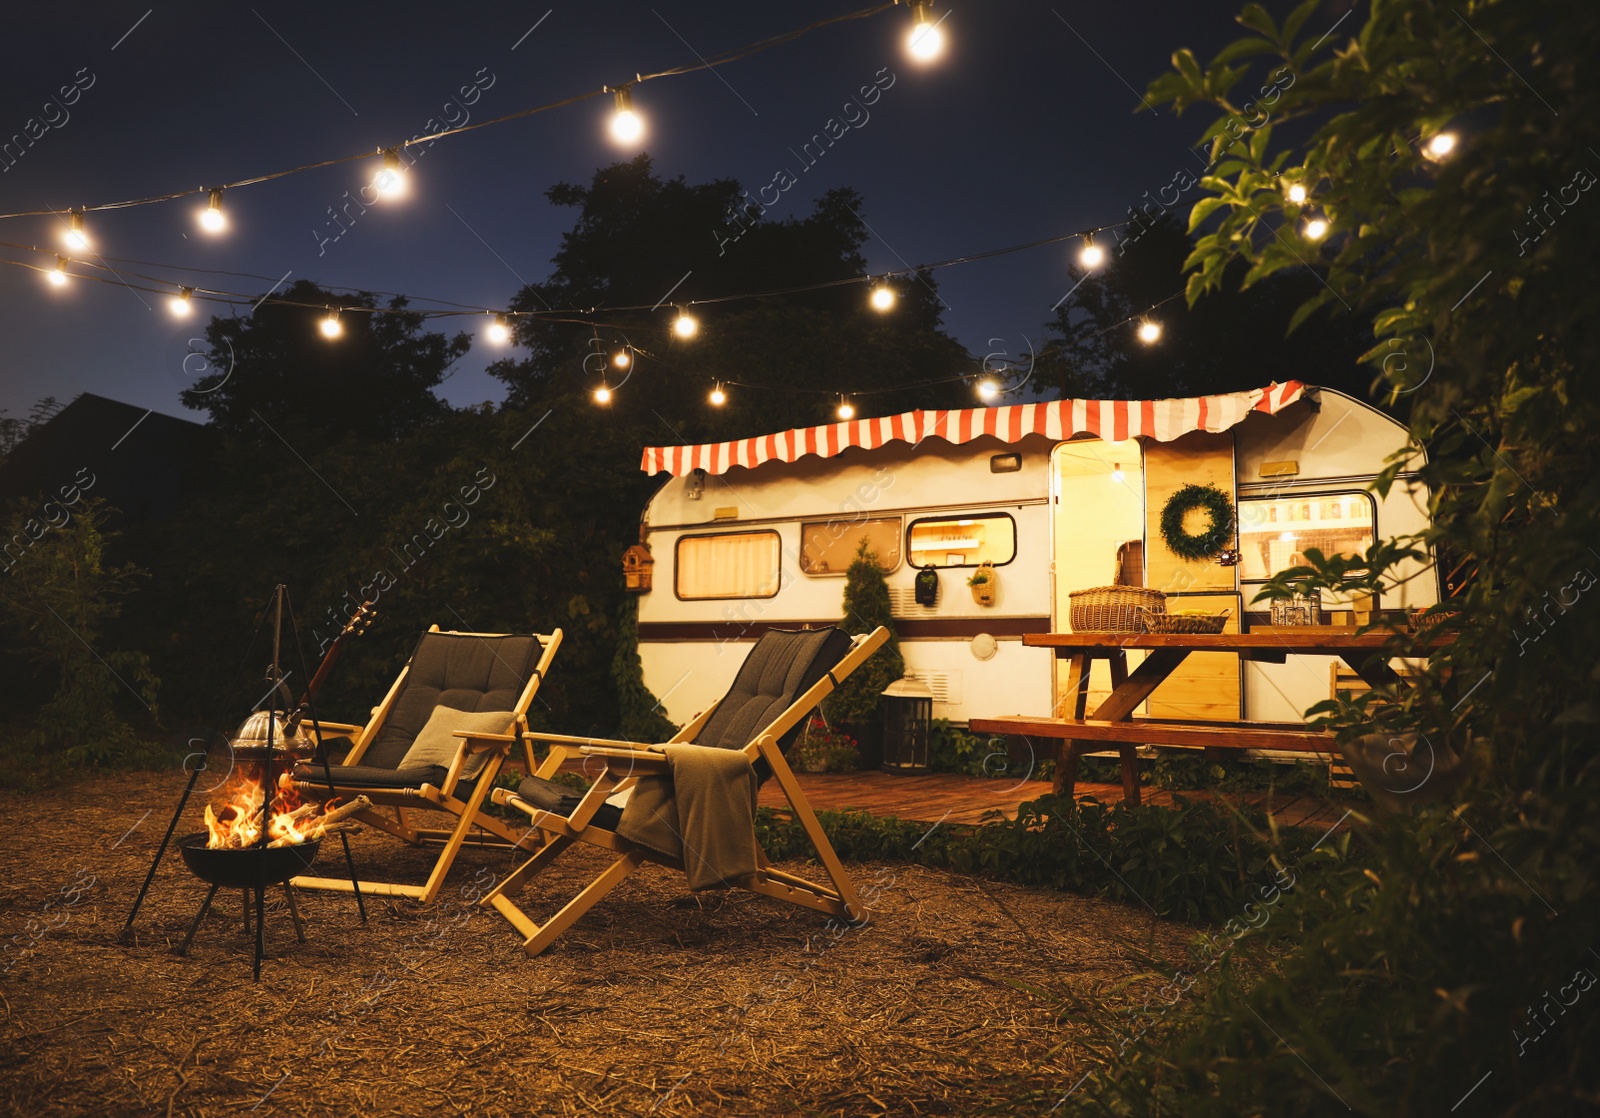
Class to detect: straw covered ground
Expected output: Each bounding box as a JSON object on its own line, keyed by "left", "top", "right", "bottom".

{"left": 1, "top": 771, "right": 1201, "bottom": 1116}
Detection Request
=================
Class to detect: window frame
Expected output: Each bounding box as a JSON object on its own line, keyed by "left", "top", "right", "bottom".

{"left": 1236, "top": 489, "right": 1378, "bottom": 589}
{"left": 673, "top": 529, "right": 783, "bottom": 601}
{"left": 904, "top": 511, "right": 1019, "bottom": 571}
{"left": 798, "top": 515, "right": 904, "bottom": 578}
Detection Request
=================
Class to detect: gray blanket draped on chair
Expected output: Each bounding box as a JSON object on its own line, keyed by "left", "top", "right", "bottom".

{"left": 615, "top": 744, "right": 760, "bottom": 889}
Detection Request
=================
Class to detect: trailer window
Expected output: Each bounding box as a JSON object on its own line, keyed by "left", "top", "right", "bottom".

{"left": 675, "top": 531, "right": 782, "bottom": 600}
{"left": 907, "top": 513, "right": 1017, "bottom": 569}
{"left": 1237, "top": 493, "right": 1376, "bottom": 582}
{"left": 800, "top": 516, "right": 901, "bottom": 576}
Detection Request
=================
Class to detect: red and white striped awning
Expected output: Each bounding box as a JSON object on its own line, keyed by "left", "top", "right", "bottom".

{"left": 641, "top": 381, "right": 1312, "bottom": 476}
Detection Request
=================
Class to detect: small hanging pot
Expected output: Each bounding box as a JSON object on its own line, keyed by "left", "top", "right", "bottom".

{"left": 914, "top": 566, "right": 939, "bottom": 607}
{"left": 968, "top": 562, "right": 997, "bottom": 606}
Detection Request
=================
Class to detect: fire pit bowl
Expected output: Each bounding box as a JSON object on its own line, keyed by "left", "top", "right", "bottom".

{"left": 178, "top": 833, "right": 321, "bottom": 888}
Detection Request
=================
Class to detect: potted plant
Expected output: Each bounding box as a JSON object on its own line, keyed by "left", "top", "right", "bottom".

{"left": 967, "top": 562, "right": 997, "bottom": 605}
{"left": 826, "top": 540, "right": 904, "bottom": 768}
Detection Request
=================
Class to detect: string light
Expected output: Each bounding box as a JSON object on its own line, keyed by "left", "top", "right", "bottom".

{"left": 1078, "top": 233, "right": 1104, "bottom": 269}
{"left": 837, "top": 397, "right": 855, "bottom": 420}
{"left": 709, "top": 383, "right": 727, "bottom": 406}
{"left": 976, "top": 379, "right": 999, "bottom": 402}
{"left": 609, "top": 87, "right": 644, "bottom": 145}
{"left": 869, "top": 281, "right": 896, "bottom": 312}
{"left": 320, "top": 308, "right": 343, "bottom": 339}
{"left": 906, "top": 2, "right": 946, "bottom": 62}
{"left": 198, "top": 189, "right": 227, "bottom": 233}
{"left": 1285, "top": 181, "right": 1308, "bottom": 205}
{"left": 1424, "top": 131, "right": 1458, "bottom": 160}
{"left": 63, "top": 209, "right": 89, "bottom": 251}
{"left": 373, "top": 149, "right": 407, "bottom": 200}
{"left": 486, "top": 314, "right": 511, "bottom": 344}
{"left": 47, "top": 256, "right": 69, "bottom": 287}
{"left": 613, "top": 347, "right": 632, "bottom": 369}
{"left": 594, "top": 384, "right": 613, "bottom": 404}
{"left": 1302, "top": 215, "right": 1329, "bottom": 241}
{"left": 672, "top": 306, "right": 699, "bottom": 339}
{"left": 169, "top": 287, "right": 194, "bottom": 317}
{"left": 1136, "top": 317, "right": 1162, "bottom": 344}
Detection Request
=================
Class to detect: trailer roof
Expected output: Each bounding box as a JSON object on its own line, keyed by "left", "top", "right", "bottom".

{"left": 641, "top": 381, "right": 1312, "bottom": 476}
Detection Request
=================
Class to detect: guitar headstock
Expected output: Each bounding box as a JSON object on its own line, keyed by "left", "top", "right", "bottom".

{"left": 341, "top": 598, "right": 379, "bottom": 639}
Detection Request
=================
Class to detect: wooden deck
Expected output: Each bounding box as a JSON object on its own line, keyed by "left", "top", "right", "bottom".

{"left": 761, "top": 770, "right": 1356, "bottom": 832}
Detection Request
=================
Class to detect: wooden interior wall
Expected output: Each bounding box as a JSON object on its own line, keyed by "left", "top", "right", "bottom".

{"left": 1143, "top": 431, "right": 1241, "bottom": 721}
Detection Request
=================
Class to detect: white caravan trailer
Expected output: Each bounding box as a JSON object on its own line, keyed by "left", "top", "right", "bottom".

{"left": 633, "top": 383, "right": 1437, "bottom": 738}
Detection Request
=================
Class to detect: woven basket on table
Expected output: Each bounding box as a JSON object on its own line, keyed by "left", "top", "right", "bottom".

{"left": 1138, "top": 606, "right": 1231, "bottom": 635}
{"left": 1069, "top": 585, "right": 1166, "bottom": 633}
{"left": 1408, "top": 608, "right": 1459, "bottom": 633}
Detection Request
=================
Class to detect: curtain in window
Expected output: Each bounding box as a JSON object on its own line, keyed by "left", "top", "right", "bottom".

{"left": 676, "top": 532, "right": 781, "bottom": 599}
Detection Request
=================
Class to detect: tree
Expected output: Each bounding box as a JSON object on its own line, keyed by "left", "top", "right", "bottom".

{"left": 1038, "top": 215, "right": 1372, "bottom": 400}
{"left": 827, "top": 541, "right": 904, "bottom": 726}
{"left": 1056, "top": 2, "right": 1599, "bottom": 1114}
{"left": 491, "top": 156, "right": 972, "bottom": 435}
{"left": 0, "top": 498, "right": 159, "bottom": 767}
{"left": 180, "top": 279, "right": 469, "bottom": 441}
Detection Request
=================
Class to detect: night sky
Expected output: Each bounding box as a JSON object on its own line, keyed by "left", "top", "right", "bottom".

{"left": 0, "top": 1, "right": 1251, "bottom": 425}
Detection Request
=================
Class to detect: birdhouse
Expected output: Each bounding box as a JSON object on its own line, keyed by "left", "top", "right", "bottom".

{"left": 622, "top": 543, "right": 655, "bottom": 592}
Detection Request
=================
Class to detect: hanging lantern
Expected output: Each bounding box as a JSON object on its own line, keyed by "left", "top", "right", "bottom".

{"left": 622, "top": 542, "right": 655, "bottom": 592}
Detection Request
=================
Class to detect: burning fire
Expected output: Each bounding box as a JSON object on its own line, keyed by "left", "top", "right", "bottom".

{"left": 203, "top": 769, "right": 348, "bottom": 849}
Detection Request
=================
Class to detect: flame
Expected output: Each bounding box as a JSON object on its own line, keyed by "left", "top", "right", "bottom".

{"left": 203, "top": 765, "right": 314, "bottom": 849}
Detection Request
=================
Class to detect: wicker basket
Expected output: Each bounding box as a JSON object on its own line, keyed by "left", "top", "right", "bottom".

{"left": 1139, "top": 606, "right": 1231, "bottom": 635}
{"left": 1069, "top": 586, "right": 1166, "bottom": 633}
{"left": 1408, "top": 608, "right": 1459, "bottom": 633}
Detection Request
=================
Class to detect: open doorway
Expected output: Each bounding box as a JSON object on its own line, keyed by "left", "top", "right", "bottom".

{"left": 1051, "top": 439, "right": 1144, "bottom": 716}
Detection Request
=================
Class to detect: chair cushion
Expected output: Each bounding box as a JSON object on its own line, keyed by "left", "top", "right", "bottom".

{"left": 516, "top": 775, "right": 623, "bottom": 831}
{"left": 399, "top": 707, "right": 515, "bottom": 776}
{"left": 363, "top": 632, "right": 542, "bottom": 769}
{"left": 292, "top": 762, "right": 482, "bottom": 799}
{"left": 693, "top": 627, "right": 855, "bottom": 777}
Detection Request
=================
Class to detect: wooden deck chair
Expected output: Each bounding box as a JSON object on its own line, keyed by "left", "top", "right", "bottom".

{"left": 289, "top": 625, "right": 562, "bottom": 903}
{"left": 480, "top": 625, "right": 889, "bottom": 956}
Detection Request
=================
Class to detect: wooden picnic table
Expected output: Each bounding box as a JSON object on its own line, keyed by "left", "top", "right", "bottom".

{"left": 970, "top": 630, "right": 1454, "bottom": 804}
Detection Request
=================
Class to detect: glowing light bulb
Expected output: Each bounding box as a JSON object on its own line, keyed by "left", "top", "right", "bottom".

{"left": 613, "top": 348, "right": 632, "bottom": 369}
{"left": 486, "top": 315, "right": 511, "bottom": 344}
{"left": 673, "top": 308, "right": 699, "bottom": 339}
{"left": 976, "top": 379, "right": 999, "bottom": 402}
{"left": 1286, "top": 182, "right": 1308, "bottom": 205}
{"left": 63, "top": 210, "right": 89, "bottom": 251}
{"left": 837, "top": 399, "right": 855, "bottom": 421}
{"left": 1303, "top": 216, "right": 1329, "bottom": 241}
{"left": 595, "top": 385, "right": 613, "bottom": 404}
{"left": 320, "top": 310, "right": 343, "bottom": 339}
{"left": 870, "top": 283, "right": 896, "bottom": 312}
{"left": 1078, "top": 235, "right": 1104, "bottom": 269}
{"left": 1137, "top": 318, "right": 1162, "bottom": 344}
{"left": 609, "top": 87, "right": 644, "bottom": 145}
{"left": 199, "top": 189, "right": 226, "bottom": 233}
{"left": 1111, "top": 462, "right": 1125, "bottom": 483}
{"left": 373, "top": 149, "right": 407, "bottom": 200}
{"left": 170, "top": 287, "right": 194, "bottom": 317}
{"left": 906, "top": 2, "right": 945, "bottom": 62}
{"left": 47, "top": 257, "right": 69, "bottom": 287}
{"left": 709, "top": 385, "right": 727, "bottom": 406}
{"left": 1425, "top": 131, "right": 1457, "bottom": 160}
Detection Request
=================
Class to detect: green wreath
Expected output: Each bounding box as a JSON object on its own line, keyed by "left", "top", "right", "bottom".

{"left": 1160, "top": 483, "right": 1236, "bottom": 561}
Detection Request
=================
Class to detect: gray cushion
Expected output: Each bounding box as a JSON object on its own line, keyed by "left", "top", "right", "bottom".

{"left": 363, "top": 633, "right": 542, "bottom": 770}
{"left": 399, "top": 707, "right": 515, "bottom": 776}
{"left": 693, "top": 627, "right": 855, "bottom": 777}
{"left": 292, "top": 763, "right": 480, "bottom": 797}
{"left": 516, "top": 774, "right": 623, "bottom": 830}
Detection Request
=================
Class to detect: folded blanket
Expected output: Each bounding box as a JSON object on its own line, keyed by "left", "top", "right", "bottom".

{"left": 615, "top": 744, "right": 759, "bottom": 890}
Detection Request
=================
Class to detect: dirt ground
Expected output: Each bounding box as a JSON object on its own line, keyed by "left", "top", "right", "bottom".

{"left": 0, "top": 771, "right": 1199, "bottom": 1116}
